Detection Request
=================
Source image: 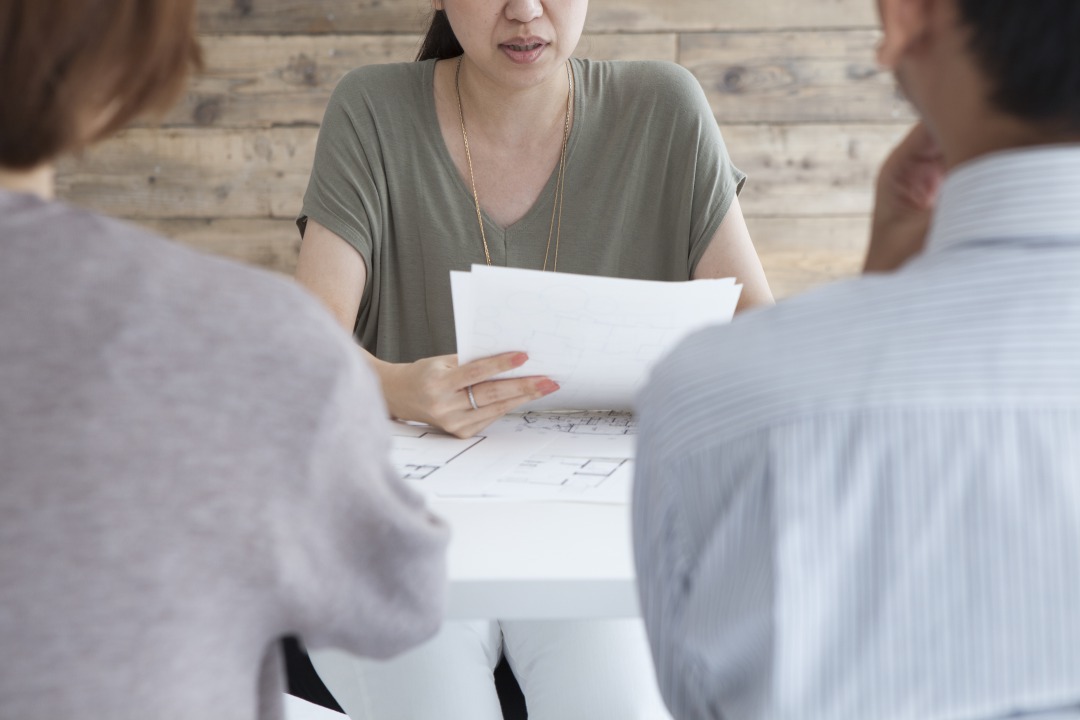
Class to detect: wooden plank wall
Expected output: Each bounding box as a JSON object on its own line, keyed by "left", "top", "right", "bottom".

{"left": 56, "top": 0, "right": 914, "bottom": 299}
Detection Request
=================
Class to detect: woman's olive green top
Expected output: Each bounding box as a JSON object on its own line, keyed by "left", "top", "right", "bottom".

{"left": 299, "top": 57, "right": 745, "bottom": 363}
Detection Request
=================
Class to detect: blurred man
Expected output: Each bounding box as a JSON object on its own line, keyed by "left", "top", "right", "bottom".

{"left": 634, "top": 0, "right": 1080, "bottom": 718}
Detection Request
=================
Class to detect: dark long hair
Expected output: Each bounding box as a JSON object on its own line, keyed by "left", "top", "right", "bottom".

{"left": 416, "top": 10, "right": 463, "bottom": 61}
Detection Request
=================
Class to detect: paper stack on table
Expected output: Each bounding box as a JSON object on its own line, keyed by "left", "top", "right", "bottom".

{"left": 451, "top": 265, "right": 742, "bottom": 412}
{"left": 416, "top": 267, "right": 743, "bottom": 503}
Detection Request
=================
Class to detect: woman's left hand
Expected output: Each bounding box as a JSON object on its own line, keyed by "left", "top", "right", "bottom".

{"left": 378, "top": 351, "right": 560, "bottom": 438}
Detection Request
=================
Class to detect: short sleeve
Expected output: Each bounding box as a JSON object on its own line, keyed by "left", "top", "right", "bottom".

{"left": 297, "top": 73, "right": 384, "bottom": 287}
{"left": 669, "top": 67, "right": 746, "bottom": 276}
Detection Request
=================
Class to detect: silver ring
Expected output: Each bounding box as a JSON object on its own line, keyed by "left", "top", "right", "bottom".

{"left": 466, "top": 385, "right": 480, "bottom": 411}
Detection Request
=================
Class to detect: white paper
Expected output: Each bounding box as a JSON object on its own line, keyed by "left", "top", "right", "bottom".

{"left": 453, "top": 265, "right": 741, "bottom": 411}
{"left": 449, "top": 271, "right": 475, "bottom": 351}
{"left": 284, "top": 694, "right": 347, "bottom": 720}
{"left": 392, "top": 411, "right": 638, "bottom": 504}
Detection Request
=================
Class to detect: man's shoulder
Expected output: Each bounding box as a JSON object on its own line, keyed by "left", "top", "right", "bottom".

{"left": 640, "top": 274, "right": 907, "bottom": 451}
{"left": 642, "top": 243, "right": 1080, "bottom": 456}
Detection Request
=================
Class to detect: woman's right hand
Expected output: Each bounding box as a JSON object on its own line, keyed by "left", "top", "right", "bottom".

{"left": 293, "top": 224, "right": 559, "bottom": 437}
{"left": 377, "top": 351, "right": 560, "bottom": 438}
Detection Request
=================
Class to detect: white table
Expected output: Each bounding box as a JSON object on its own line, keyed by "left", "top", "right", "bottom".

{"left": 432, "top": 498, "right": 640, "bottom": 621}
{"left": 306, "top": 497, "right": 640, "bottom": 713}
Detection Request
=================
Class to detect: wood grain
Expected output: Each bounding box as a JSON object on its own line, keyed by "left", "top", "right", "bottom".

{"left": 57, "top": 0, "right": 898, "bottom": 307}
{"left": 141, "top": 218, "right": 301, "bottom": 273}
{"left": 586, "top": 0, "right": 877, "bottom": 33}
{"left": 137, "top": 216, "right": 867, "bottom": 300}
{"left": 726, "top": 123, "right": 907, "bottom": 216}
{"left": 57, "top": 124, "right": 904, "bottom": 219}
{"left": 154, "top": 33, "right": 677, "bottom": 129}
{"left": 157, "top": 31, "right": 899, "bottom": 128}
{"left": 195, "top": 0, "right": 878, "bottom": 35}
{"left": 681, "top": 31, "right": 915, "bottom": 123}
{"left": 747, "top": 216, "right": 868, "bottom": 298}
{"left": 196, "top": 0, "right": 430, "bottom": 35}
{"left": 574, "top": 33, "right": 679, "bottom": 62}
{"left": 57, "top": 129, "right": 319, "bottom": 219}
{"left": 160, "top": 35, "right": 419, "bottom": 129}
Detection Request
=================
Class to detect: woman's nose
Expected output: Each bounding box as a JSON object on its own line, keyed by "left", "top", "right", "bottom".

{"left": 504, "top": 0, "right": 544, "bottom": 24}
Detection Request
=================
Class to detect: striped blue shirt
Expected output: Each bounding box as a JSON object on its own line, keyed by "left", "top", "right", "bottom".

{"left": 633, "top": 147, "right": 1080, "bottom": 720}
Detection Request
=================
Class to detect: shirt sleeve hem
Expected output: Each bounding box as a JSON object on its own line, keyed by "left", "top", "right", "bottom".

{"left": 688, "top": 170, "right": 747, "bottom": 278}
{"left": 297, "top": 206, "right": 375, "bottom": 313}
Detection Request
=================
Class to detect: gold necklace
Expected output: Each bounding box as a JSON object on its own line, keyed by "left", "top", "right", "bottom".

{"left": 455, "top": 56, "right": 573, "bottom": 271}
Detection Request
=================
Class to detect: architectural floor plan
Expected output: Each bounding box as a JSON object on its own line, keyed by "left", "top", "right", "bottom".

{"left": 390, "top": 412, "right": 637, "bottom": 504}
{"left": 519, "top": 411, "right": 637, "bottom": 435}
{"left": 391, "top": 424, "right": 486, "bottom": 481}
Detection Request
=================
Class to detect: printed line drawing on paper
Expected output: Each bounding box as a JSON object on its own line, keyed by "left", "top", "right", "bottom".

{"left": 497, "top": 454, "right": 631, "bottom": 488}
{"left": 391, "top": 424, "right": 486, "bottom": 481}
{"left": 519, "top": 411, "right": 637, "bottom": 436}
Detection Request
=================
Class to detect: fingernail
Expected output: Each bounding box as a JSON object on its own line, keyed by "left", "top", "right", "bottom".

{"left": 512, "top": 353, "right": 529, "bottom": 368}
{"left": 538, "top": 380, "right": 560, "bottom": 395}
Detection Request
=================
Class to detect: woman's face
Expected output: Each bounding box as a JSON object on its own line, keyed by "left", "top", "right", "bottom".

{"left": 438, "top": 0, "right": 588, "bottom": 88}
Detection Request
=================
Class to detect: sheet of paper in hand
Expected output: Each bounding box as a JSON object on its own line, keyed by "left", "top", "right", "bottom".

{"left": 451, "top": 265, "right": 742, "bottom": 411}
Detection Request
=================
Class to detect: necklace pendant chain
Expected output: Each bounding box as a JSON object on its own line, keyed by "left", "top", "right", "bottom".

{"left": 456, "top": 57, "right": 573, "bottom": 272}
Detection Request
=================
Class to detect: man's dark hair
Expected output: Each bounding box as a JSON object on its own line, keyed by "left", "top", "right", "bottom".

{"left": 958, "top": 0, "right": 1080, "bottom": 131}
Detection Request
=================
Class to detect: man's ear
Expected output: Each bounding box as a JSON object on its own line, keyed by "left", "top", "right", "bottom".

{"left": 877, "top": 0, "right": 933, "bottom": 69}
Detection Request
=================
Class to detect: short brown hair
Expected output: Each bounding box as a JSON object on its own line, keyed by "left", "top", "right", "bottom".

{"left": 0, "top": 0, "right": 202, "bottom": 170}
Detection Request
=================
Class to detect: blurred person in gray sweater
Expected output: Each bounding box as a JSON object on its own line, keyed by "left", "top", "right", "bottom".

{"left": 0, "top": 2, "right": 449, "bottom": 718}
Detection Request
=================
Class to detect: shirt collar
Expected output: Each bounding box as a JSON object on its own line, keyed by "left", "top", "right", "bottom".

{"left": 926, "top": 144, "right": 1080, "bottom": 254}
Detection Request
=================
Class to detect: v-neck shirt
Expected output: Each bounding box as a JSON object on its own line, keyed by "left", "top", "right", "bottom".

{"left": 299, "top": 57, "right": 745, "bottom": 363}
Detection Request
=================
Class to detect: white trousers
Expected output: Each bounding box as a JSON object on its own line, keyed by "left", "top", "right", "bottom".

{"left": 310, "top": 619, "right": 671, "bottom": 720}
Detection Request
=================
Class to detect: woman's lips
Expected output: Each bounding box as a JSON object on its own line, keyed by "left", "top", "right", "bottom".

{"left": 499, "top": 39, "right": 549, "bottom": 64}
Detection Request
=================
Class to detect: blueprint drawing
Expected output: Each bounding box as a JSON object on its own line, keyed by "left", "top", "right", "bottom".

{"left": 391, "top": 412, "right": 638, "bottom": 504}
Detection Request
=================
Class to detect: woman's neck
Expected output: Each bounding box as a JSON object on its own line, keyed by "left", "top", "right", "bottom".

{"left": 0, "top": 165, "right": 55, "bottom": 200}
{"left": 455, "top": 57, "right": 571, "bottom": 147}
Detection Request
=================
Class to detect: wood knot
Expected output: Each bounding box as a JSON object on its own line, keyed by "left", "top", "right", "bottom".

{"left": 723, "top": 66, "right": 747, "bottom": 92}
{"left": 286, "top": 54, "right": 320, "bottom": 88}
{"left": 846, "top": 64, "right": 879, "bottom": 81}
{"left": 720, "top": 64, "right": 794, "bottom": 94}
{"left": 233, "top": 0, "right": 254, "bottom": 17}
{"left": 193, "top": 96, "right": 224, "bottom": 127}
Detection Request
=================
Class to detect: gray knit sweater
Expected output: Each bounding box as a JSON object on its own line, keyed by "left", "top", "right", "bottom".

{"left": 0, "top": 190, "right": 449, "bottom": 719}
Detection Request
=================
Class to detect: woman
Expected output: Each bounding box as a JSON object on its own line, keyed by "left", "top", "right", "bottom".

{"left": 295, "top": 0, "right": 773, "bottom": 717}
